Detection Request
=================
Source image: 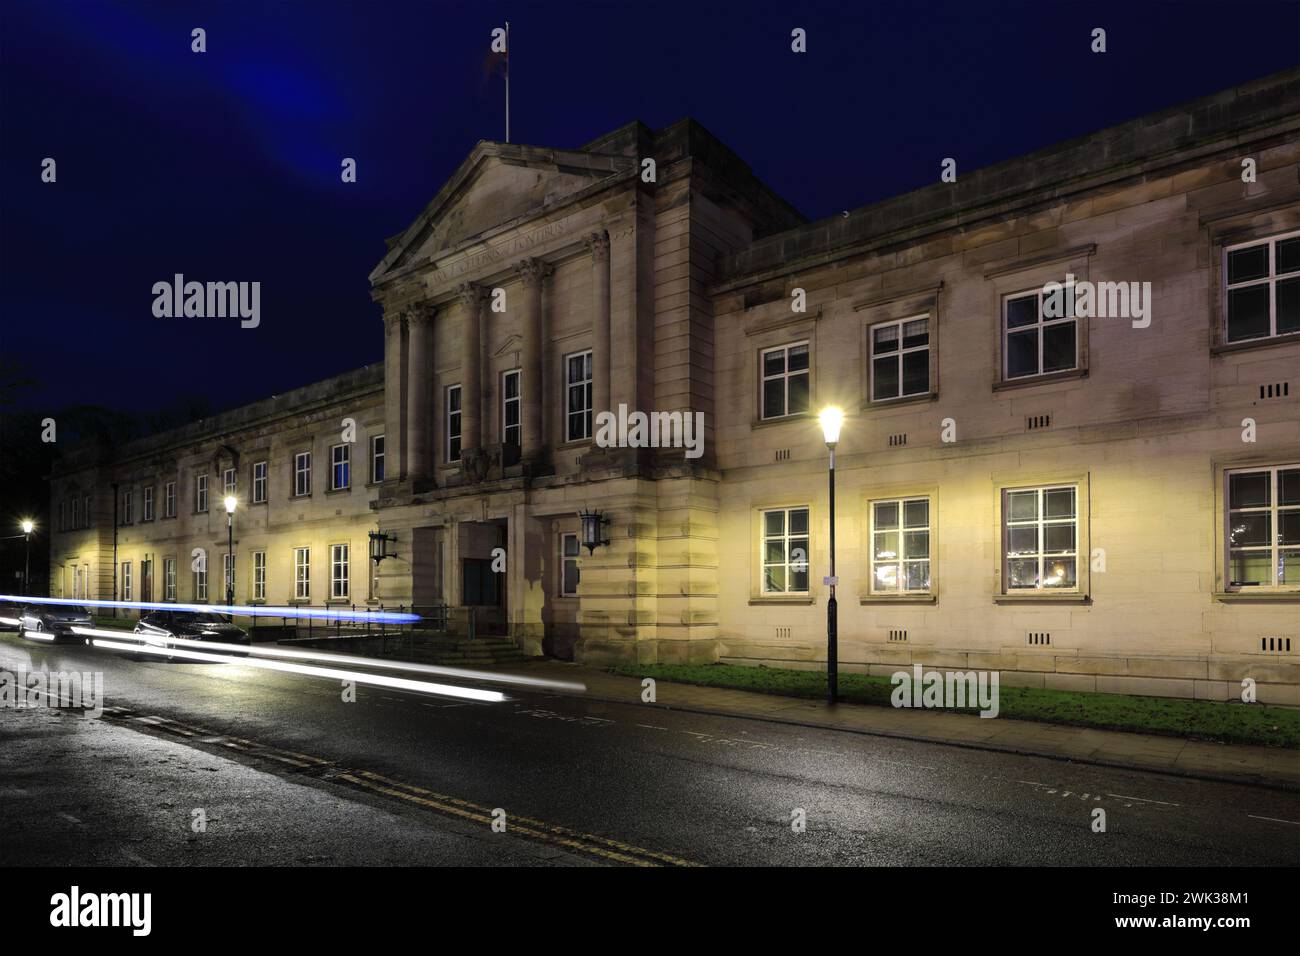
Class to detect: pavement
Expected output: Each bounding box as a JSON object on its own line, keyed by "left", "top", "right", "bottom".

{"left": 510, "top": 661, "right": 1300, "bottom": 792}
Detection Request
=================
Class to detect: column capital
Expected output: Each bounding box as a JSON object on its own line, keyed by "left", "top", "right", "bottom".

{"left": 585, "top": 231, "right": 610, "bottom": 263}
{"left": 403, "top": 301, "right": 437, "bottom": 327}
{"left": 456, "top": 282, "right": 488, "bottom": 308}
{"left": 514, "top": 257, "right": 553, "bottom": 287}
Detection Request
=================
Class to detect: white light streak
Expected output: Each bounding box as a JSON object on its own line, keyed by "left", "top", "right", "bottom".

{"left": 71, "top": 627, "right": 583, "bottom": 693}
{"left": 89, "top": 638, "right": 506, "bottom": 703}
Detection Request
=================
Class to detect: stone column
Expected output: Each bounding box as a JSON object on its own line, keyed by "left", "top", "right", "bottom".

{"left": 381, "top": 309, "right": 406, "bottom": 480}
{"left": 586, "top": 231, "right": 611, "bottom": 419}
{"left": 516, "top": 259, "right": 550, "bottom": 462}
{"left": 405, "top": 302, "right": 435, "bottom": 482}
{"left": 456, "top": 283, "right": 485, "bottom": 455}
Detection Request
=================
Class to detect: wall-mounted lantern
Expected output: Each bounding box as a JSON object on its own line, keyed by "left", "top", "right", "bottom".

{"left": 577, "top": 509, "right": 610, "bottom": 554}
{"left": 369, "top": 529, "right": 398, "bottom": 564}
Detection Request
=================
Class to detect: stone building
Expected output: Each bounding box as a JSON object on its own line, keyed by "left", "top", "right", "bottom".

{"left": 48, "top": 68, "right": 1300, "bottom": 701}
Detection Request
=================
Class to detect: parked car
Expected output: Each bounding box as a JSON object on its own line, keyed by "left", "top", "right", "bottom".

{"left": 0, "top": 599, "right": 29, "bottom": 631}
{"left": 19, "top": 604, "right": 93, "bottom": 642}
{"left": 132, "top": 610, "right": 251, "bottom": 660}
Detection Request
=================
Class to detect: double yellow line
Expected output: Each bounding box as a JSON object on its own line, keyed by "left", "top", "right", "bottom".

{"left": 337, "top": 769, "right": 702, "bottom": 867}
{"left": 101, "top": 706, "right": 700, "bottom": 867}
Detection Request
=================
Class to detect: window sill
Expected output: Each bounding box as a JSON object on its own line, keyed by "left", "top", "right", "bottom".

{"left": 1213, "top": 590, "right": 1300, "bottom": 603}
{"left": 325, "top": 487, "right": 352, "bottom": 495}
{"left": 994, "top": 592, "right": 1090, "bottom": 605}
{"left": 750, "top": 413, "right": 815, "bottom": 430}
{"left": 859, "top": 391, "right": 937, "bottom": 412}
{"left": 992, "top": 368, "right": 1087, "bottom": 392}
{"left": 1210, "top": 332, "right": 1300, "bottom": 356}
{"left": 749, "top": 595, "right": 815, "bottom": 606}
{"left": 860, "top": 593, "right": 937, "bottom": 605}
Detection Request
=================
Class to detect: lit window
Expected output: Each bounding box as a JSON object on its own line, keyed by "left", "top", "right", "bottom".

{"left": 870, "top": 317, "right": 930, "bottom": 401}
{"left": 294, "top": 547, "right": 310, "bottom": 601}
{"left": 1003, "top": 288, "right": 1077, "bottom": 380}
{"left": 121, "top": 561, "right": 132, "bottom": 602}
{"left": 761, "top": 507, "right": 810, "bottom": 593}
{"left": 870, "top": 497, "right": 931, "bottom": 593}
{"left": 1226, "top": 465, "right": 1300, "bottom": 589}
{"left": 164, "top": 557, "right": 176, "bottom": 602}
{"left": 223, "top": 467, "right": 236, "bottom": 497}
{"left": 760, "top": 343, "right": 810, "bottom": 420}
{"left": 252, "top": 550, "right": 267, "bottom": 602}
{"left": 331, "top": 544, "right": 349, "bottom": 600}
{"left": 1003, "top": 486, "right": 1079, "bottom": 590}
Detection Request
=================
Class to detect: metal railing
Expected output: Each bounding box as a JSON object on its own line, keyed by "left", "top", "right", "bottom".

{"left": 246, "top": 603, "right": 448, "bottom": 648}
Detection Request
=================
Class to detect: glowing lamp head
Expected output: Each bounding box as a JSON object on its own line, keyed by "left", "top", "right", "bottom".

{"left": 224, "top": 495, "right": 238, "bottom": 515}
{"left": 819, "top": 406, "right": 844, "bottom": 447}
{"left": 21, "top": 519, "right": 35, "bottom": 534}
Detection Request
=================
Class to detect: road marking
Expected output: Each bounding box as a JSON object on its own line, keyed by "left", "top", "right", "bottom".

{"left": 95, "top": 704, "right": 699, "bottom": 867}
{"left": 340, "top": 769, "right": 698, "bottom": 867}
{"left": 1247, "top": 814, "right": 1300, "bottom": 826}
{"left": 1106, "top": 792, "right": 1180, "bottom": 807}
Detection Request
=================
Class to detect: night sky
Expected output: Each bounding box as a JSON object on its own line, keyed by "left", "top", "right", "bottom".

{"left": 2, "top": 0, "right": 1297, "bottom": 418}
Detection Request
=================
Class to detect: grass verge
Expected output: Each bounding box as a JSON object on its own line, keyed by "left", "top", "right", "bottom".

{"left": 609, "top": 663, "right": 1300, "bottom": 749}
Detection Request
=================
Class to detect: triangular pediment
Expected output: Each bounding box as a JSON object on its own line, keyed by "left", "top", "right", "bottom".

{"left": 371, "top": 141, "right": 634, "bottom": 285}
{"left": 493, "top": 333, "right": 523, "bottom": 356}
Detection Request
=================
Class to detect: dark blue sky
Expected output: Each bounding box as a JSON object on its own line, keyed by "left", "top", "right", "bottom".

{"left": 2, "top": 0, "right": 1297, "bottom": 416}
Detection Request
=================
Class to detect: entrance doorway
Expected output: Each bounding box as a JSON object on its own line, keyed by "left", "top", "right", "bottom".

{"left": 458, "top": 519, "right": 507, "bottom": 636}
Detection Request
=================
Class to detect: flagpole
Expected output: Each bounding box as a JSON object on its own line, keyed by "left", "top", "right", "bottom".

{"left": 504, "top": 21, "right": 510, "bottom": 143}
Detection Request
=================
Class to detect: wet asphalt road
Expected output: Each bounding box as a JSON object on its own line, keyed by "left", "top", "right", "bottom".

{"left": 2, "top": 631, "right": 1299, "bottom": 867}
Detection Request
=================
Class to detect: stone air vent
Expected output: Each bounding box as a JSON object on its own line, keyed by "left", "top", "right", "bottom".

{"left": 1026, "top": 414, "right": 1052, "bottom": 430}
{"left": 888, "top": 628, "right": 908, "bottom": 643}
{"left": 1027, "top": 631, "right": 1051, "bottom": 646}
{"left": 774, "top": 448, "right": 791, "bottom": 462}
{"left": 775, "top": 626, "right": 791, "bottom": 640}
{"left": 1259, "top": 636, "right": 1293, "bottom": 654}
{"left": 888, "top": 433, "right": 907, "bottom": 447}
{"left": 1258, "top": 381, "right": 1291, "bottom": 400}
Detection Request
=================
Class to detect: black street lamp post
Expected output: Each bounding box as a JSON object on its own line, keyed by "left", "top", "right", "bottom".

{"left": 21, "top": 519, "right": 34, "bottom": 596}
{"left": 224, "top": 495, "right": 237, "bottom": 611}
{"left": 819, "top": 408, "right": 843, "bottom": 705}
